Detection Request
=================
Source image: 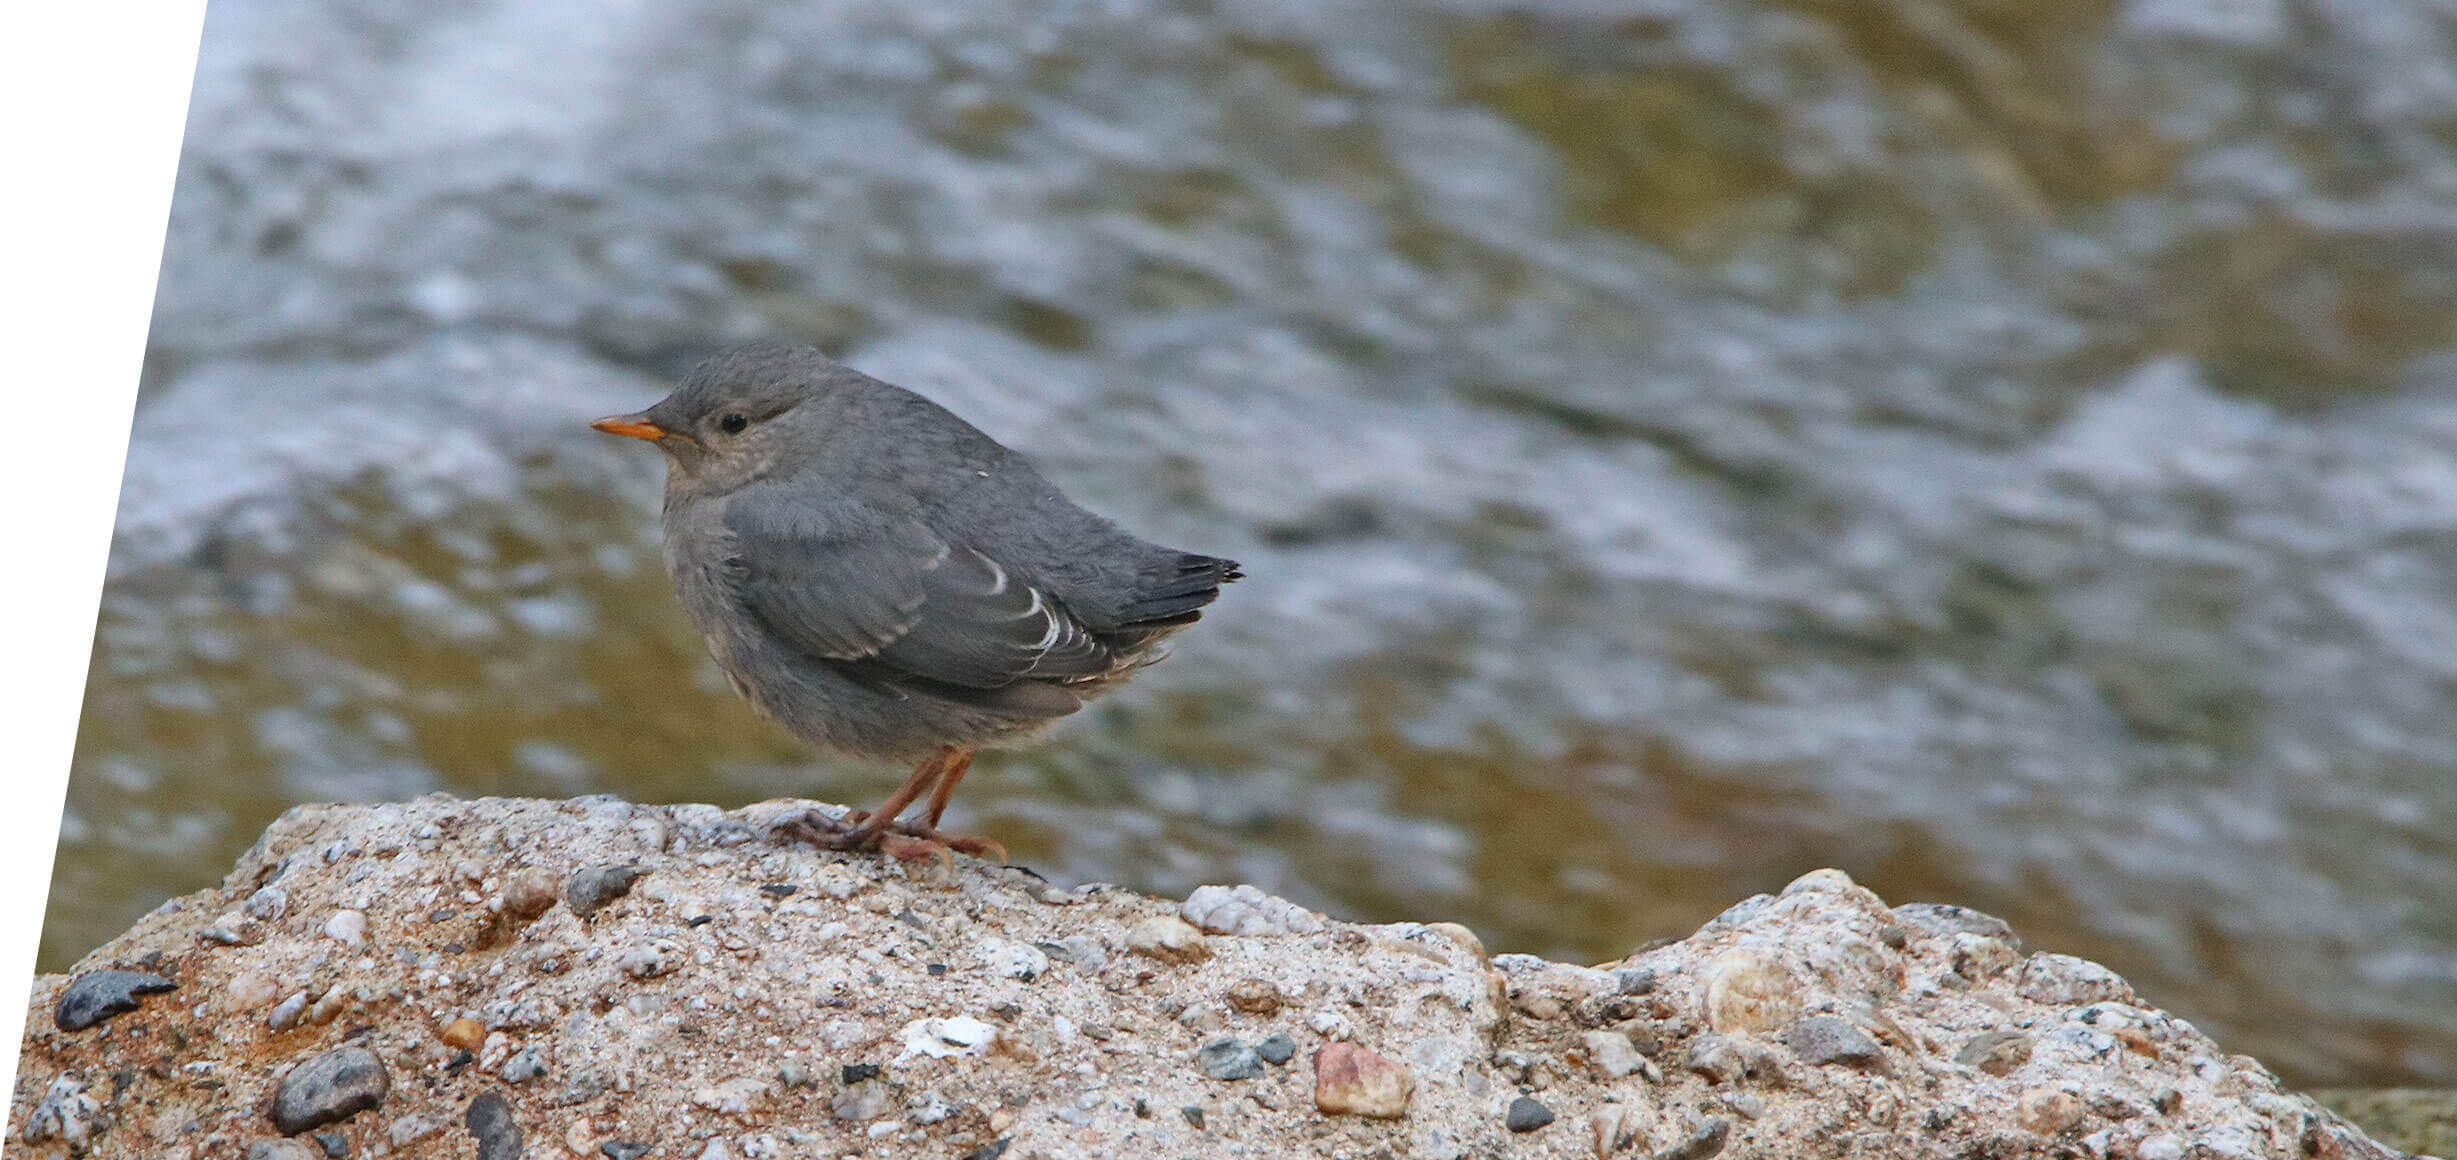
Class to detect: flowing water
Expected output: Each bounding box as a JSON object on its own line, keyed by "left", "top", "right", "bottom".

{"left": 52, "top": 0, "right": 2457, "bottom": 1086}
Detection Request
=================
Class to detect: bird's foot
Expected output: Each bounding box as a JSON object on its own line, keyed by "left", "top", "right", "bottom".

{"left": 779, "top": 810, "right": 1005, "bottom": 869}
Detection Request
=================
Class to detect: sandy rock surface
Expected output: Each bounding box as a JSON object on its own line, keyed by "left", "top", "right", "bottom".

{"left": 9, "top": 796, "right": 2414, "bottom": 1158}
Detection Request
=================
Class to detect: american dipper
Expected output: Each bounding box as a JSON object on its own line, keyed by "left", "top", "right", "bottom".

{"left": 592, "top": 344, "right": 1240, "bottom": 862}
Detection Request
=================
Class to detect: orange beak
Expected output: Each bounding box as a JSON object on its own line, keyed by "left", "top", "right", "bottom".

{"left": 591, "top": 413, "right": 667, "bottom": 441}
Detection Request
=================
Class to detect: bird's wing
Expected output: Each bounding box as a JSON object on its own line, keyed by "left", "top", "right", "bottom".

{"left": 723, "top": 485, "right": 1112, "bottom": 688}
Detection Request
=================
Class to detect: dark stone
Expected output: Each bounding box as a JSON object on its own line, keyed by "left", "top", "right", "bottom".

{"left": 269, "top": 1046, "right": 390, "bottom": 1135}
{"left": 600, "top": 1143, "right": 651, "bottom": 1160}
{"left": 1782, "top": 1015, "right": 1884, "bottom": 1067}
{"left": 55, "top": 970, "right": 177, "bottom": 1031}
{"left": 841, "top": 1062, "right": 881, "bottom": 1085}
{"left": 1255, "top": 1034, "right": 1298, "bottom": 1066}
{"left": 465, "top": 1091, "right": 521, "bottom": 1160}
{"left": 1196, "top": 1038, "right": 1265, "bottom": 1080}
{"left": 1661, "top": 1118, "right": 1732, "bottom": 1160}
{"left": 927, "top": 963, "right": 947, "bottom": 976}
{"left": 312, "top": 1131, "right": 347, "bottom": 1158}
{"left": 758, "top": 883, "right": 797, "bottom": 897}
{"left": 566, "top": 865, "right": 644, "bottom": 918}
{"left": 1181, "top": 1106, "right": 1205, "bottom": 1129}
{"left": 1506, "top": 1095, "right": 1555, "bottom": 1132}
{"left": 963, "top": 1140, "right": 1010, "bottom": 1160}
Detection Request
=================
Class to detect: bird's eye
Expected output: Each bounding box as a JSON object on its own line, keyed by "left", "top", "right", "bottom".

{"left": 718, "top": 413, "right": 749, "bottom": 435}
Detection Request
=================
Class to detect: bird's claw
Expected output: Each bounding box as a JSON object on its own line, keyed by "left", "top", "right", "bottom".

{"left": 776, "top": 809, "right": 1005, "bottom": 868}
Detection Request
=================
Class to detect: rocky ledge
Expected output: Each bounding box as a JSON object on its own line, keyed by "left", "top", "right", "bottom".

{"left": 10, "top": 796, "right": 2413, "bottom": 1159}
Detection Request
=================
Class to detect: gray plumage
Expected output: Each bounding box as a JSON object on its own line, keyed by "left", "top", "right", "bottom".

{"left": 606, "top": 344, "right": 1240, "bottom": 762}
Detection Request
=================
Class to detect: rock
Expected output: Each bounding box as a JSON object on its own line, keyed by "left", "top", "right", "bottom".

{"left": 1890, "top": 903, "right": 2017, "bottom": 947}
{"left": 247, "top": 1141, "right": 320, "bottom": 1160}
{"left": 9, "top": 800, "right": 2412, "bottom": 1160}
{"left": 20, "top": 1073, "right": 99, "bottom": 1146}
{"left": 464, "top": 1091, "right": 520, "bottom": 1160}
{"left": 2015, "top": 1086, "right": 2084, "bottom": 1135}
{"left": 1700, "top": 950, "right": 1798, "bottom": 1034}
{"left": 1580, "top": 1030, "right": 1645, "bottom": 1079}
{"left": 501, "top": 871, "right": 559, "bottom": 921}
{"left": 1782, "top": 1015, "right": 1882, "bottom": 1067}
{"left": 322, "top": 909, "right": 367, "bottom": 946}
{"left": 1313, "top": 1042, "right": 1412, "bottom": 1119}
{"left": 499, "top": 1046, "right": 547, "bottom": 1083}
{"left": 266, "top": 990, "right": 310, "bottom": 1031}
{"left": 1954, "top": 1030, "right": 2032, "bottom": 1076}
{"left": 245, "top": 886, "right": 290, "bottom": 922}
{"left": 439, "top": 1016, "right": 485, "bottom": 1052}
{"left": 1122, "top": 915, "right": 1209, "bottom": 962}
{"left": 1660, "top": 1118, "right": 1731, "bottom": 1160}
{"left": 567, "top": 864, "right": 645, "bottom": 918}
{"left": 2016, "top": 953, "right": 2136, "bottom": 1006}
{"left": 1506, "top": 1095, "right": 1555, "bottom": 1133}
{"left": 1181, "top": 884, "right": 1323, "bottom": 936}
{"left": 269, "top": 1046, "right": 390, "bottom": 1135}
{"left": 1197, "top": 1038, "right": 1265, "bottom": 1080}
{"left": 1225, "top": 978, "right": 1281, "bottom": 1013}
{"left": 54, "top": 970, "right": 177, "bottom": 1031}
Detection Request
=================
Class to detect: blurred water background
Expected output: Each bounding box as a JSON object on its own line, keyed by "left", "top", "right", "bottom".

{"left": 52, "top": 0, "right": 2457, "bottom": 1087}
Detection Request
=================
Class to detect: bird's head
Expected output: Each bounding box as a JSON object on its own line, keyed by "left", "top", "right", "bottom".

{"left": 591, "top": 344, "right": 843, "bottom": 491}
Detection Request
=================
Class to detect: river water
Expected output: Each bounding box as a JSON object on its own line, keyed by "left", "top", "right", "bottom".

{"left": 53, "top": 0, "right": 2457, "bottom": 1086}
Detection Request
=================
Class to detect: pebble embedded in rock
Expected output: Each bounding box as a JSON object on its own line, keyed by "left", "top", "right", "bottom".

{"left": 1226, "top": 978, "right": 1281, "bottom": 1014}
{"left": 323, "top": 909, "right": 367, "bottom": 946}
{"left": 1580, "top": 1029, "right": 1644, "bottom": 1079}
{"left": 465, "top": 1091, "right": 521, "bottom": 1160}
{"left": 1505, "top": 1095, "right": 1555, "bottom": 1133}
{"left": 600, "top": 1143, "right": 650, "bottom": 1160}
{"left": 1255, "top": 1034, "right": 1297, "bottom": 1066}
{"left": 831, "top": 1079, "right": 892, "bottom": 1120}
{"left": 311, "top": 1131, "right": 346, "bottom": 1158}
{"left": 440, "top": 1017, "right": 486, "bottom": 1052}
{"left": 962, "top": 1140, "right": 1010, "bottom": 1160}
{"left": 1660, "top": 1117, "right": 1732, "bottom": 1160}
{"left": 1891, "top": 903, "right": 2017, "bottom": 946}
{"left": 1701, "top": 950, "right": 1798, "bottom": 1034}
{"left": 1782, "top": 1015, "right": 1883, "bottom": 1067}
{"left": 245, "top": 886, "right": 289, "bottom": 922}
{"left": 567, "top": 864, "right": 645, "bottom": 918}
{"left": 1197, "top": 1038, "right": 1265, "bottom": 1080}
{"left": 2016, "top": 954, "right": 2135, "bottom": 1006}
{"left": 1955, "top": 1030, "right": 2032, "bottom": 1076}
{"left": 1122, "top": 915, "right": 1208, "bottom": 962}
{"left": 247, "top": 1140, "right": 320, "bottom": 1160}
{"left": 55, "top": 969, "right": 177, "bottom": 1031}
{"left": 1312, "top": 1042, "right": 1412, "bottom": 1119}
{"left": 499, "top": 1047, "right": 547, "bottom": 1083}
{"left": 1181, "top": 884, "right": 1324, "bottom": 936}
{"left": 502, "top": 871, "right": 559, "bottom": 922}
{"left": 2016, "top": 1086, "right": 2085, "bottom": 1136}
{"left": 269, "top": 1046, "right": 391, "bottom": 1136}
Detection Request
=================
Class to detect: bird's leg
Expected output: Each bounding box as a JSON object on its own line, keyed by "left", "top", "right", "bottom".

{"left": 891, "top": 749, "right": 1005, "bottom": 863}
{"left": 826, "top": 747, "right": 956, "bottom": 851}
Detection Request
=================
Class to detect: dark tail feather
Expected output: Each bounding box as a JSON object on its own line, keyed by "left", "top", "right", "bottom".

{"left": 1112, "top": 553, "right": 1240, "bottom": 632}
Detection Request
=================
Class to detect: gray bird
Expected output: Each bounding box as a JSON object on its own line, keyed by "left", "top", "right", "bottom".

{"left": 591, "top": 344, "right": 1240, "bottom": 862}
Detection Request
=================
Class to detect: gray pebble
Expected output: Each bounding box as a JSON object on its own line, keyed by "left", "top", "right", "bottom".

{"left": 499, "top": 1047, "right": 547, "bottom": 1083}
{"left": 465, "top": 1091, "right": 521, "bottom": 1160}
{"left": 963, "top": 1141, "right": 1010, "bottom": 1160}
{"left": 1196, "top": 1038, "right": 1265, "bottom": 1081}
{"left": 245, "top": 886, "right": 289, "bottom": 922}
{"left": 567, "top": 864, "right": 645, "bottom": 918}
{"left": 269, "top": 1046, "right": 390, "bottom": 1135}
{"left": 832, "top": 1080, "right": 892, "bottom": 1120}
{"left": 1891, "top": 903, "right": 2018, "bottom": 948}
{"left": 55, "top": 969, "right": 177, "bottom": 1031}
{"left": 1505, "top": 1095, "right": 1555, "bottom": 1133}
{"left": 777, "top": 1062, "right": 813, "bottom": 1088}
{"left": 600, "top": 1144, "right": 651, "bottom": 1160}
{"left": 1782, "top": 1015, "right": 1883, "bottom": 1067}
{"left": 312, "top": 1131, "right": 347, "bottom": 1158}
{"left": 1661, "top": 1118, "right": 1732, "bottom": 1160}
{"left": 1254, "top": 1033, "right": 1297, "bottom": 1066}
{"left": 247, "top": 1142, "right": 319, "bottom": 1160}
